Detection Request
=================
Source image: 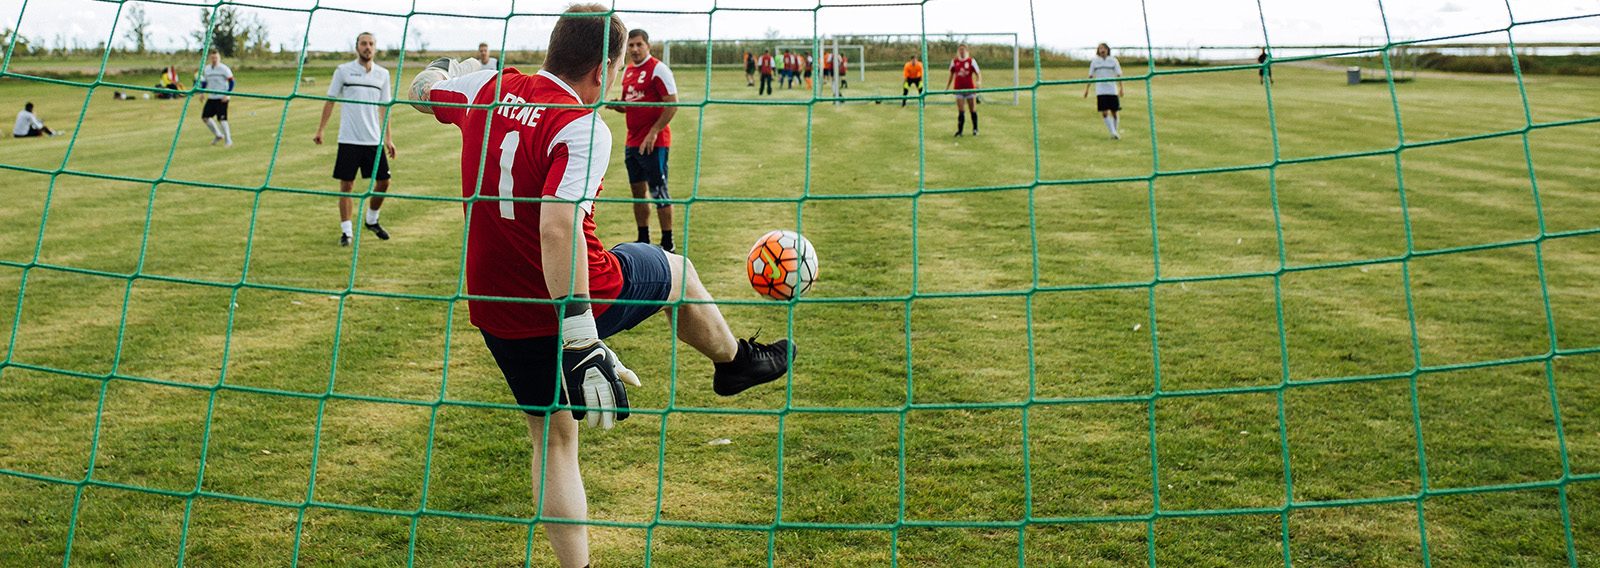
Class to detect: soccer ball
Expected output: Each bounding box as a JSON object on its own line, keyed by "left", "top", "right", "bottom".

{"left": 747, "top": 230, "right": 818, "bottom": 301}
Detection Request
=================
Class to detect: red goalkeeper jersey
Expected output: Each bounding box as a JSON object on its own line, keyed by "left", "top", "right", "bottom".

{"left": 428, "top": 67, "right": 623, "bottom": 339}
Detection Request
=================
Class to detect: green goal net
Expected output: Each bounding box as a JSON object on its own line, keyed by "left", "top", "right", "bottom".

{"left": 2, "top": 0, "right": 1598, "bottom": 566}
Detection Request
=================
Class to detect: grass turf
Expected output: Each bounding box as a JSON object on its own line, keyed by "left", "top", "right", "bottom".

{"left": 1, "top": 58, "right": 1598, "bottom": 567}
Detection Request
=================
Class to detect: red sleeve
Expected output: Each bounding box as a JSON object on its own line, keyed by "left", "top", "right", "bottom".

{"left": 541, "top": 144, "right": 569, "bottom": 198}
{"left": 429, "top": 69, "right": 500, "bottom": 126}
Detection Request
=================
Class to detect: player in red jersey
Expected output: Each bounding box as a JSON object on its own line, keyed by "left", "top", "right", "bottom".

{"left": 946, "top": 44, "right": 982, "bottom": 137}
{"left": 757, "top": 51, "right": 775, "bottom": 95}
{"left": 610, "top": 29, "right": 678, "bottom": 252}
{"left": 411, "top": 5, "right": 793, "bottom": 566}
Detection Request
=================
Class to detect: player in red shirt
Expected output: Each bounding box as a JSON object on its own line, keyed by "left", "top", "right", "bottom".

{"left": 610, "top": 29, "right": 679, "bottom": 252}
{"left": 947, "top": 43, "right": 983, "bottom": 136}
{"left": 838, "top": 53, "right": 849, "bottom": 89}
{"left": 757, "top": 51, "right": 775, "bottom": 95}
{"left": 410, "top": 5, "right": 793, "bottom": 565}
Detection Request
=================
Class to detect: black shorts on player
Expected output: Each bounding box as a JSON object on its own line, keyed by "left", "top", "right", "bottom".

{"left": 1097, "top": 94, "right": 1121, "bottom": 112}
{"left": 332, "top": 143, "right": 391, "bottom": 181}
{"left": 623, "top": 146, "right": 671, "bottom": 208}
{"left": 480, "top": 242, "right": 672, "bottom": 416}
{"left": 202, "top": 99, "right": 229, "bottom": 121}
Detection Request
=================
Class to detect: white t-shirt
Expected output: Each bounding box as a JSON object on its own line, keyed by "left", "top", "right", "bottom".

{"left": 1089, "top": 56, "right": 1122, "bottom": 96}
{"left": 327, "top": 59, "right": 392, "bottom": 146}
{"left": 13, "top": 110, "right": 42, "bottom": 136}
{"left": 201, "top": 63, "right": 234, "bottom": 100}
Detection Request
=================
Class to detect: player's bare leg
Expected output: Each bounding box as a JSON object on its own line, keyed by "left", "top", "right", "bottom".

{"left": 631, "top": 180, "right": 652, "bottom": 243}
{"left": 662, "top": 252, "right": 792, "bottom": 395}
{"left": 364, "top": 179, "right": 391, "bottom": 240}
{"left": 663, "top": 252, "right": 736, "bottom": 362}
{"left": 338, "top": 180, "right": 355, "bottom": 246}
{"left": 525, "top": 414, "right": 589, "bottom": 568}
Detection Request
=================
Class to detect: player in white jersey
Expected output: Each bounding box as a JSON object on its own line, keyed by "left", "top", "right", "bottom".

{"left": 477, "top": 42, "right": 500, "bottom": 70}
{"left": 199, "top": 52, "right": 235, "bottom": 147}
{"left": 1083, "top": 43, "right": 1124, "bottom": 140}
{"left": 315, "top": 32, "right": 397, "bottom": 247}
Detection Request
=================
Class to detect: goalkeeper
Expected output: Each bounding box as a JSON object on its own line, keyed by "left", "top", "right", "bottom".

{"left": 411, "top": 5, "right": 794, "bottom": 566}
{"left": 901, "top": 53, "right": 923, "bottom": 107}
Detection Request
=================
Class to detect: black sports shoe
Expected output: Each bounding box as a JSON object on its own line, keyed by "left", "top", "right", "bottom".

{"left": 365, "top": 222, "right": 390, "bottom": 240}
{"left": 339, "top": 233, "right": 351, "bottom": 247}
{"left": 713, "top": 337, "right": 794, "bottom": 396}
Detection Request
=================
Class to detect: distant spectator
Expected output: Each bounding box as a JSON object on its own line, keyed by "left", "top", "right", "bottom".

{"left": 155, "top": 65, "right": 185, "bottom": 99}
{"left": 13, "top": 102, "right": 57, "bottom": 137}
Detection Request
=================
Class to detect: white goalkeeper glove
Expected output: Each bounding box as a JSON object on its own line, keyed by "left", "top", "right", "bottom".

{"left": 408, "top": 57, "right": 487, "bottom": 115}
{"left": 559, "top": 310, "right": 641, "bottom": 430}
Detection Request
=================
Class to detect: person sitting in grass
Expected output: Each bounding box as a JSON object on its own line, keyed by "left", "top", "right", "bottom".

{"left": 13, "top": 102, "right": 56, "bottom": 137}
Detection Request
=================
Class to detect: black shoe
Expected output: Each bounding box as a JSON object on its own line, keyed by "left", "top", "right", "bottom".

{"left": 972, "top": 129, "right": 979, "bottom": 137}
{"left": 713, "top": 337, "right": 794, "bottom": 396}
{"left": 954, "top": 131, "right": 963, "bottom": 137}
{"left": 365, "top": 222, "right": 390, "bottom": 240}
{"left": 661, "top": 241, "right": 675, "bottom": 254}
{"left": 340, "top": 233, "right": 351, "bottom": 247}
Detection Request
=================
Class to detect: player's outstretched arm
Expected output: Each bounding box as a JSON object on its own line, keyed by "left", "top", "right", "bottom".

{"left": 408, "top": 57, "right": 485, "bottom": 116}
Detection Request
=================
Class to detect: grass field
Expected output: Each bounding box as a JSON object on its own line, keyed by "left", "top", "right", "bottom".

{"left": 1, "top": 54, "right": 1599, "bottom": 567}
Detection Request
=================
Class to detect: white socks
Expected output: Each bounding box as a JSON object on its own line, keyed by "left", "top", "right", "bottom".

{"left": 365, "top": 209, "right": 380, "bottom": 225}
{"left": 220, "top": 120, "right": 232, "bottom": 145}
{"left": 1104, "top": 116, "right": 1121, "bottom": 139}
{"left": 340, "top": 220, "right": 353, "bottom": 237}
{"left": 204, "top": 118, "right": 221, "bottom": 138}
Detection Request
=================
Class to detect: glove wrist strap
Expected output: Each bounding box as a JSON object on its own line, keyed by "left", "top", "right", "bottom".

{"left": 559, "top": 296, "right": 598, "bottom": 346}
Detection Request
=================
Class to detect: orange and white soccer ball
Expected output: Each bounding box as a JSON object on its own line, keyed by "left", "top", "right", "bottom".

{"left": 747, "top": 230, "right": 819, "bottom": 301}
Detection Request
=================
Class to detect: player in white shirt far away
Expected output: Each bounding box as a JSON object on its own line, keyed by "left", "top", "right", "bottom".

{"left": 315, "top": 32, "right": 397, "bottom": 247}
{"left": 477, "top": 42, "right": 500, "bottom": 70}
{"left": 1084, "top": 43, "right": 1124, "bottom": 140}
{"left": 199, "top": 52, "right": 235, "bottom": 147}
{"left": 12, "top": 102, "right": 56, "bottom": 137}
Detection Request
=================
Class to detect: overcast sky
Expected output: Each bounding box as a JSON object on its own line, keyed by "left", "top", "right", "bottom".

{"left": 3, "top": 0, "right": 1596, "bottom": 54}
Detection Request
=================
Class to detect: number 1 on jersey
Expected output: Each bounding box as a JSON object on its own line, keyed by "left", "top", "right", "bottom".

{"left": 497, "top": 131, "right": 519, "bottom": 220}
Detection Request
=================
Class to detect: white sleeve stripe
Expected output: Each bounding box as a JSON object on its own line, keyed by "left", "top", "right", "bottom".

{"left": 549, "top": 113, "right": 612, "bottom": 213}
{"left": 654, "top": 62, "right": 678, "bottom": 96}
{"left": 433, "top": 69, "right": 499, "bottom": 101}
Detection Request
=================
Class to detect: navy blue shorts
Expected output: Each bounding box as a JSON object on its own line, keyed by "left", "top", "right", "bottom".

{"left": 480, "top": 242, "right": 672, "bottom": 416}
{"left": 623, "top": 146, "right": 671, "bottom": 206}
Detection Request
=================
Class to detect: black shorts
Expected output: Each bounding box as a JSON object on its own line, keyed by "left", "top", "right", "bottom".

{"left": 746, "top": 63, "right": 756, "bottom": 74}
{"left": 14, "top": 127, "right": 43, "bottom": 138}
{"left": 480, "top": 242, "right": 673, "bottom": 416}
{"left": 1097, "top": 94, "right": 1122, "bottom": 112}
{"left": 905, "top": 77, "right": 923, "bottom": 89}
{"left": 332, "top": 143, "right": 391, "bottom": 181}
{"left": 804, "top": 70, "right": 812, "bottom": 79}
{"left": 202, "top": 99, "right": 229, "bottom": 120}
{"left": 623, "top": 146, "right": 671, "bottom": 206}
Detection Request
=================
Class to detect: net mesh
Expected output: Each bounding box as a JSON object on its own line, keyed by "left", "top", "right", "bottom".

{"left": 1, "top": 0, "right": 1598, "bottom": 566}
